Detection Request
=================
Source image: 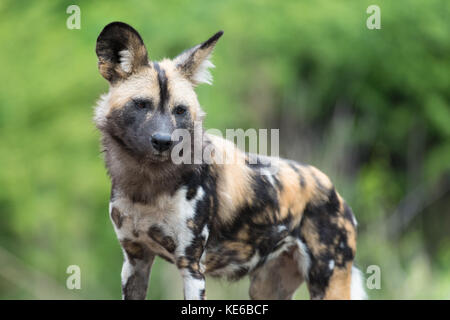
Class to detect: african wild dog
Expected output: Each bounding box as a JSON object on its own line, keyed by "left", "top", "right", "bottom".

{"left": 94, "top": 22, "right": 366, "bottom": 300}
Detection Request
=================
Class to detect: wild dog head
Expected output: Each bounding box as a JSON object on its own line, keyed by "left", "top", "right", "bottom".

{"left": 94, "top": 22, "right": 223, "bottom": 163}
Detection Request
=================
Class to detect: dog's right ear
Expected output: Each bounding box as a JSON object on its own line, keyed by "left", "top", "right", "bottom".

{"left": 96, "top": 22, "right": 149, "bottom": 83}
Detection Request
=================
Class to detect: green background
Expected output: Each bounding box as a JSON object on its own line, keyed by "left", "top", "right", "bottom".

{"left": 0, "top": 0, "right": 449, "bottom": 299}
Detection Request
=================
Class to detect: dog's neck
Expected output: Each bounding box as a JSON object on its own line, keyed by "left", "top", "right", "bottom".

{"left": 102, "top": 133, "right": 198, "bottom": 204}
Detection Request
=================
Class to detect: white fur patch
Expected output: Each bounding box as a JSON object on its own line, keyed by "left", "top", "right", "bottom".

{"left": 192, "top": 58, "right": 215, "bottom": 85}
{"left": 93, "top": 92, "right": 111, "bottom": 130}
{"left": 182, "top": 273, "right": 205, "bottom": 300}
{"left": 295, "top": 239, "right": 311, "bottom": 279}
{"left": 108, "top": 202, "right": 118, "bottom": 231}
{"left": 351, "top": 266, "right": 368, "bottom": 300}
{"left": 201, "top": 225, "right": 209, "bottom": 239}
{"left": 328, "top": 259, "right": 335, "bottom": 270}
{"left": 352, "top": 214, "right": 358, "bottom": 227}
{"left": 119, "top": 49, "right": 133, "bottom": 73}
{"left": 121, "top": 259, "right": 134, "bottom": 287}
{"left": 199, "top": 225, "right": 209, "bottom": 272}
{"left": 265, "top": 171, "right": 276, "bottom": 186}
{"left": 175, "top": 187, "right": 206, "bottom": 255}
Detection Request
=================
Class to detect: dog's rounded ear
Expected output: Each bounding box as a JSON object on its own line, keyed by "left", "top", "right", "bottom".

{"left": 96, "top": 22, "right": 149, "bottom": 83}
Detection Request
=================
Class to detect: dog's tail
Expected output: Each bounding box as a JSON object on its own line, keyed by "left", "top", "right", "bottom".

{"left": 351, "top": 266, "right": 368, "bottom": 300}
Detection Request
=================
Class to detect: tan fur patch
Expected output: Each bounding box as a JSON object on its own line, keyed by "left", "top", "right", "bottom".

{"left": 207, "top": 134, "right": 253, "bottom": 225}
{"left": 186, "top": 218, "right": 195, "bottom": 230}
{"left": 236, "top": 225, "right": 251, "bottom": 241}
{"left": 121, "top": 239, "right": 145, "bottom": 265}
{"left": 277, "top": 162, "right": 309, "bottom": 226}
{"left": 176, "top": 257, "right": 190, "bottom": 269}
{"left": 323, "top": 262, "right": 352, "bottom": 300}
{"left": 249, "top": 247, "right": 304, "bottom": 300}
{"left": 104, "top": 60, "right": 204, "bottom": 122}
{"left": 299, "top": 217, "right": 328, "bottom": 256}
{"left": 108, "top": 67, "right": 159, "bottom": 110}
{"left": 158, "top": 59, "right": 203, "bottom": 121}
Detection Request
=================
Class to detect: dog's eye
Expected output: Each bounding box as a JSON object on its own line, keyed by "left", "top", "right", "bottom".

{"left": 134, "top": 100, "right": 147, "bottom": 109}
{"left": 174, "top": 105, "right": 187, "bottom": 115}
{"left": 132, "top": 99, "right": 151, "bottom": 109}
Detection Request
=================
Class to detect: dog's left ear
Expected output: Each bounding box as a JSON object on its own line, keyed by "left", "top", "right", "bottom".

{"left": 175, "top": 31, "right": 223, "bottom": 86}
{"left": 96, "top": 22, "right": 149, "bottom": 84}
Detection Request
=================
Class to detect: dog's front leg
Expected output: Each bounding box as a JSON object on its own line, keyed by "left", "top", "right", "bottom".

{"left": 176, "top": 235, "right": 207, "bottom": 300}
{"left": 120, "top": 239, "right": 155, "bottom": 300}
{"left": 179, "top": 265, "right": 206, "bottom": 300}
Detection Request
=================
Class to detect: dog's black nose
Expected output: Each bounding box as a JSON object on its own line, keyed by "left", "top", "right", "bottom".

{"left": 151, "top": 133, "right": 173, "bottom": 152}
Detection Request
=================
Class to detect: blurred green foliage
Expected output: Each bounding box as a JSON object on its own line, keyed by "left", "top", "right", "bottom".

{"left": 0, "top": 0, "right": 449, "bottom": 299}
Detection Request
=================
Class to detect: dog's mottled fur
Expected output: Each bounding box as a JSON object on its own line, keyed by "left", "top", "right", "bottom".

{"left": 94, "top": 22, "right": 366, "bottom": 300}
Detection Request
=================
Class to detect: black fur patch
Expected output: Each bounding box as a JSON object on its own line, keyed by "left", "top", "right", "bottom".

{"left": 288, "top": 162, "right": 306, "bottom": 188}
{"left": 178, "top": 164, "right": 219, "bottom": 278}
{"left": 199, "top": 289, "right": 206, "bottom": 300}
{"left": 153, "top": 62, "right": 169, "bottom": 111}
{"left": 204, "top": 167, "right": 295, "bottom": 280}
{"left": 96, "top": 22, "right": 149, "bottom": 82}
{"left": 97, "top": 22, "right": 145, "bottom": 63}
{"left": 122, "top": 272, "right": 148, "bottom": 300}
{"left": 343, "top": 202, "right": 356, "bottom": 227}
{"left": 200, "top": 31, "right": 224, "bottom": 49}
{"left": 121, "top": 239, "right": 145, "bottom": 265}
{"left": 298, "top": 188, "right": 356, "bottom": 299}
{"left": 105, "top": 100, "right": 152, "bottom": 158}
{"left": 147, "top": 225, "right": 176, "bottom": 253}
